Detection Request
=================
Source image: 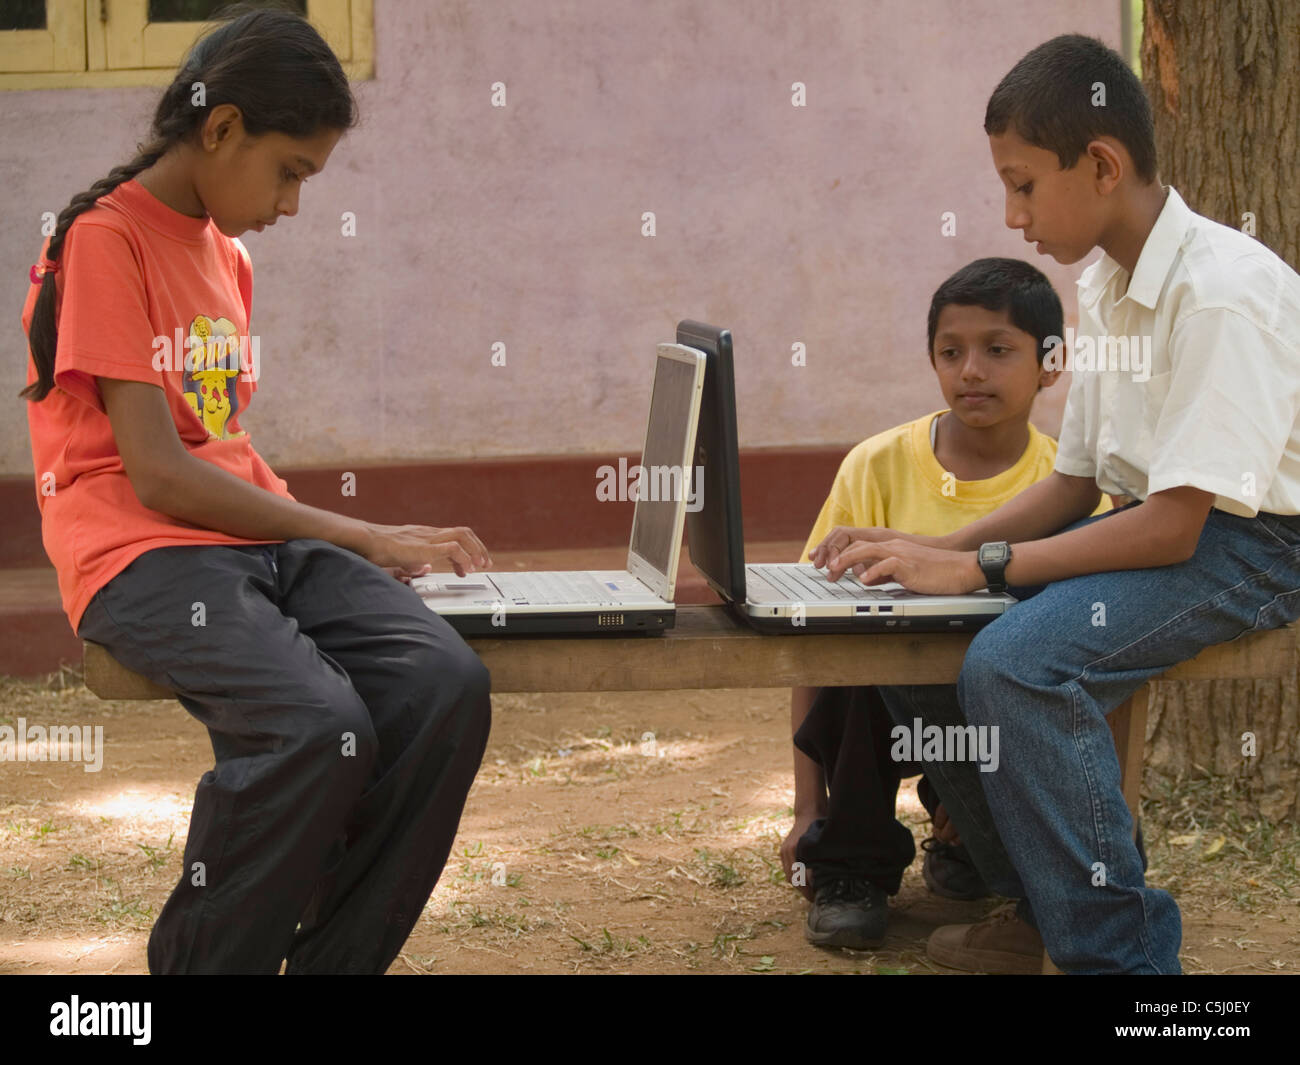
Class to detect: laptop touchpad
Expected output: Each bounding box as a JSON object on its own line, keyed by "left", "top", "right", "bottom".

{"left": 411, "top": 576, "right": 498, "bottom": 597}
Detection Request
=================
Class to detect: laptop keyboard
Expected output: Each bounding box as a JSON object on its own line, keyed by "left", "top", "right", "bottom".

{"left": 497, "top": 571, "right": 634, "bottom": 606}
{"left": 751, "top": 564, "right": 904, "bottom": 601}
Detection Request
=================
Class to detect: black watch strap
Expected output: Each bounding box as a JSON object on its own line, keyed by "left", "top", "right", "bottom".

{"left": 977, "top": 541, "right": 1012, "bottom": 593}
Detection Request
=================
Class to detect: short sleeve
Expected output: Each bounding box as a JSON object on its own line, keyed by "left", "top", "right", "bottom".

{"left": 53, "top": 220, "right": 163, "bottom": 413}
{"left": 1147, "top": 307, "right": 1300, "bottom": 515}
{"left": 1053, "top": 371, "right": 1095, "bottom": 479}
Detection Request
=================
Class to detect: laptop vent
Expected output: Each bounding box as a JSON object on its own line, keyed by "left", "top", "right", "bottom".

{"left": 598, "top": 614, "right": 625, "bottom": 626}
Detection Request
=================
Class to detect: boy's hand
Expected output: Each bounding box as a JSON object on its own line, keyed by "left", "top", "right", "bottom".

{"left": 810, "top": 525, "right": 936, "bottom": 569}
{"left": 360, "top": 521, "right": 492, "bottom": 579}
{"left": 826, "top": 538, "right": 985, "bottom": 595}
{"left": 781, "top": 811, "right": 819, "bottom": 901}
{"left": 932, "top": 803, "right": 962, "bottom": 846}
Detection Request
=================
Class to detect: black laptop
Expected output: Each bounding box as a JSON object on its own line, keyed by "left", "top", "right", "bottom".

{"left": 677, "top": 319, "right": 1016, "bottom": 633}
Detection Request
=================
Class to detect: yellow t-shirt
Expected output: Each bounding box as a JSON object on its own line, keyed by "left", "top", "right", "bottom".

{"left": 800, "top": 409, "right": 1112, "bottom": 560}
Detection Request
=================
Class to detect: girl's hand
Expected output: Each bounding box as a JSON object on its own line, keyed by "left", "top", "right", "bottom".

{"left": 826, "top": 537, "right": 986, "bottom": 595}
{"left": 809, "top": 525, "right": 940, "bottom": 569}
{"left": 360, "top": 522, "right": 492, "bottom": 579}
{"left": 380, "top": 565, "right": 430, "bottom": 585}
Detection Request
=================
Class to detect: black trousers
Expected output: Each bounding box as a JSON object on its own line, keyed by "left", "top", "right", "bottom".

{"left": 77, "top": 538, "right": 491, "bottom": 974}
{"left": 793, "top": 685, "right": 936, "bottom": 895}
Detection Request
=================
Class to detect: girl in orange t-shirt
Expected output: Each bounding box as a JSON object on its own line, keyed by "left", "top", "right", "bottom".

{"left": 20, "top": 7, "right": 492, "bottom": 975}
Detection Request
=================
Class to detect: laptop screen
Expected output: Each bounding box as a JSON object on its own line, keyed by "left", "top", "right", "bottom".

{"left": 627, "top": 347, "right": 705, "bottom": 596}
{"left": 678, "top": 322, "right": 748, "bottom": 603}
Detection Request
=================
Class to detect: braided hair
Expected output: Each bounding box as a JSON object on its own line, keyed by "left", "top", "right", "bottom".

{"left": 21, "top": 2, "right": 358, "bottom": 402}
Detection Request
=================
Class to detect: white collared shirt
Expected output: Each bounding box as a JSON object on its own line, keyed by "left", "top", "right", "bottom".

{"left": 1054, "top": 186, "right": 1300, "bottom": 517}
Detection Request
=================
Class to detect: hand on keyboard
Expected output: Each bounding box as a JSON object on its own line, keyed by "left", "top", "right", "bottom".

{"left": 809, "top": 524, "right": 944, "bottom": 570}
{"left": 824, "top": 539, "right": 987, "bottom": 596}
{"left": 359, "top": 521, "right": 493, "bottom": 580}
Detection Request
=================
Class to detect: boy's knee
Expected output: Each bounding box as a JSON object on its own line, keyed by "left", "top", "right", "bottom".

{"left": 957, "top": 626, "right": 1025, "bottom": 710}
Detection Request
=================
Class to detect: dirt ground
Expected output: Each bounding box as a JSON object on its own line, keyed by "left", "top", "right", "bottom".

{"left": 1, "top": 674, "right": 1297, "bottom": 975}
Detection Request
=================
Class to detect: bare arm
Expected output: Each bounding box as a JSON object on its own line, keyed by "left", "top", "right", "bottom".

{"left": 780, "top": 685, "right": 824, "bottom": 899}
{"left": 825, "top": 485, "right": 1215, "bottom": 592}
{"left": 933, "top": 471, "right": 1103, "bottom": 551}
{"left": 809, "top": 470, "right": 1101, "bottom": 568}
{"left": 993, "top": 485, "right": 1213, "bottom": 585}
{"left": 789, "top": 686, "right": 826, "bottom": 818}
{"left": 99, "top": 378, "right": 490, "bottom": 574}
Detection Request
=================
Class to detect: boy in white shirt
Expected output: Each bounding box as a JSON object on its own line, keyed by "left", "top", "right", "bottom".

{"left": 819, "top": 33, "right": 1300, "bottom": 973}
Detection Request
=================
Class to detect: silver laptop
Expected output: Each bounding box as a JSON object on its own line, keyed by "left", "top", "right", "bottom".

{"left": 411, "top": 343, "right": 706, "bottom": 635}
{"left": 677, "top": 318, "right": 1017, "bottom": 633}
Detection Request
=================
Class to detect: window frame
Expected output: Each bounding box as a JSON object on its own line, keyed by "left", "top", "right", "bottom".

{"left": 0, "top": 0, "right": 84, "bottom": 74}
{"left": 0, "top": 0, "right": 373, "bottom": 89}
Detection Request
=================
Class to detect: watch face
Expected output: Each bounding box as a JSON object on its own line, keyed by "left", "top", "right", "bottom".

{"left": 979, "top": 543, "right": 1006, "bottom": 564}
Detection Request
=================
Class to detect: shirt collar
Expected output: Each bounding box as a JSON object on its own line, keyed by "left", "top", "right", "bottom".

{"left": 1077, "top": 185, "right": 1192, "bottom": 310}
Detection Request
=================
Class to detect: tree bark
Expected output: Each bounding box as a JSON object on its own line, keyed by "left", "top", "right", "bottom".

{"left": 1147, "top": 676, "right": 1300, "bottom": 819}
{"left": 1140, "top": 1, "right": 1299, "bottom": 815}
{"left": 1142, "top": 0, "right": 1299, "bottom": 269}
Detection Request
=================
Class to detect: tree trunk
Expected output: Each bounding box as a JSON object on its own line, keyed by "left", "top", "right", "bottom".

{"left": 1140, "top": 1, "right": 1300, "bottom": 815}
{"left": 1142, "top": 0, "right": 1299, "bottom": 269}
{"left": 1147, "top": 676, "right": 1300, "bottom": 819}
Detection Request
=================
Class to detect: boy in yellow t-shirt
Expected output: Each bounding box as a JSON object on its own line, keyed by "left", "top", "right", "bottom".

{"left": 780, "top": 257, "right": 1112, "bottom": 950}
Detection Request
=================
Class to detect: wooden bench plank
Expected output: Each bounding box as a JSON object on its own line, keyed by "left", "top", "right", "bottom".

{"left": 83, "top": 608, "right": 1300, "bottom": 699}
{"left": 470, "top": 612, "right": 1299, "bottom": 692}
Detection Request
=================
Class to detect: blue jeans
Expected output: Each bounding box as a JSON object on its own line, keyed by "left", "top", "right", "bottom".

{"left": 875, "top": 503, "right": 1300, "bottom": 974}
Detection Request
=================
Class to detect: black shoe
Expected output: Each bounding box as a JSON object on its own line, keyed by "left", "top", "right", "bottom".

{"left": 921, "top": 838, "right": 991, "bottom": 901}
{"left": 804, "top": 876, "right": 888, "bottom": 950}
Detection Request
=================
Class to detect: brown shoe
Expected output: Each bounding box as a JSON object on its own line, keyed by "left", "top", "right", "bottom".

{"left": 926, "top": 901, "right": 1045, "bottom": 974}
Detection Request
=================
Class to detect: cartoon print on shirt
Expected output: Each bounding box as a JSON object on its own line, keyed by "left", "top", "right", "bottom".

{"left": 182, "top": 314, "right": 246, "bottom": 440}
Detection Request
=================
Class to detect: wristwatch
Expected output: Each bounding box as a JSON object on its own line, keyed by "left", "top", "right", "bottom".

{"left": 977, "top": 542, "right": 1012, "bottom": 593}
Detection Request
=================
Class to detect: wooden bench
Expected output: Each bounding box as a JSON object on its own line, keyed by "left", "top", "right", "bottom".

{"left": 82, "top": 607, "right": 1299, "bottom": 973}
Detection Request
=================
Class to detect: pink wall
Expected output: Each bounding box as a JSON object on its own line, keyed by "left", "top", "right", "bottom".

{"left": 1, "top": 0, "right": 1120, "bottom": 474}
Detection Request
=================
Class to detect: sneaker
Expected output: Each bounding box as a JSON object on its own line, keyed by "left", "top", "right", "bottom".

{"left": 804, "top": 876, "right": 888, "bottom": 950}
{"left": 921, "top": 837, "right": 990, "bottom": 901}
{"left": 926, "top": 901, "right": 1045, "bottom": 974}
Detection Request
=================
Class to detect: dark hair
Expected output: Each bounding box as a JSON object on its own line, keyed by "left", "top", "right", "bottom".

{"left": 21, "top": 2, "right": 358, "bottom": 402}
{"left": 984, "top": 33, "right": 1157, "bottom": 183}
{"left": 927, "top": 257, "right": 1063, "bottom": 364}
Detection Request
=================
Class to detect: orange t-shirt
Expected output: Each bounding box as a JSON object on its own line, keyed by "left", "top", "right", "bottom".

{"left": 22, "top": 178, "right": 296, "bottom": 635}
